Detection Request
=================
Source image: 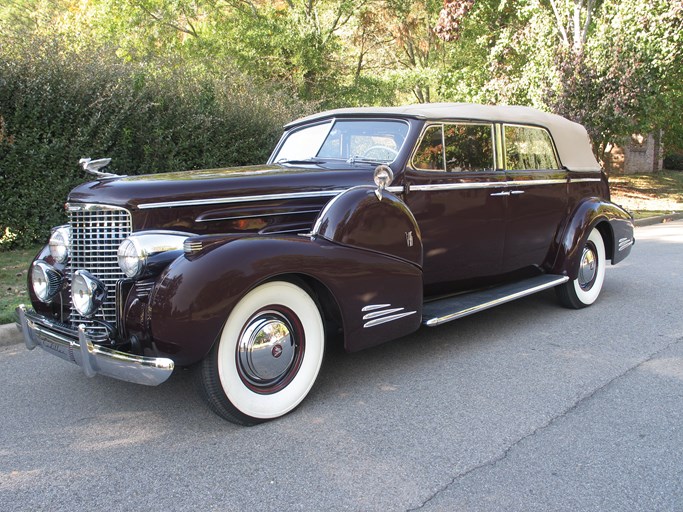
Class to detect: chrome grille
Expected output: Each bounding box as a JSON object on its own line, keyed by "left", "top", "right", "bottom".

{"left": 67, "top": 204, "right": 132, "bottom": 336}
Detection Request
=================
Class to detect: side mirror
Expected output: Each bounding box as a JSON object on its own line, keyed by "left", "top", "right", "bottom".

{"left": 373, "top": 165, "right": 394, "bottom": 201}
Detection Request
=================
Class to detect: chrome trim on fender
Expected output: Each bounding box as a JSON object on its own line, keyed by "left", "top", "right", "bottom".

{"left": 568, "top": 178, "right": 602, "bottom": 183}
{"left": 138, "top": 189, "right": 349, "bottom": 210}
{"left": 17, "top": 305, "right": 174, "bottom": 386}
{"left": 618, "top": 237, "right": 634, "bottom": 251}
{"left": 364, "top": 311, "right": 417, "bottom": 328}
{"left": 361, "top": 304, "right": 417, "bottom": 328}
{"left": 361, "top": 303, "right": 391, "bottom": 312}
{"left": 363, "top": 307, "right": 405, "bottom": 320}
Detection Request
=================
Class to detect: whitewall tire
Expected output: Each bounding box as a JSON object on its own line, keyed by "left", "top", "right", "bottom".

{"left": 557, "top": 227, "right": 606, "bottom": 309}
{"left": 199, "top": 281, "right": 325, "bottom": 425}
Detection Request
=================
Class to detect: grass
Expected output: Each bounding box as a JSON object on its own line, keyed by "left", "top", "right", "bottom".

{"left": 610, "top": 171, "right": 683, "bottom": 215}
{"left": 0, "top": 172, "right": 681, "bottom": 325}
{"left": 0, "top": 246, "right": 40, "bottom": 324}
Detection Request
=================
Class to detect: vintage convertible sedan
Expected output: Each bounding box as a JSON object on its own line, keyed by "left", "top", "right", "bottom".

{"left": 18, "top": 103, "right": 634, "bottom": 425}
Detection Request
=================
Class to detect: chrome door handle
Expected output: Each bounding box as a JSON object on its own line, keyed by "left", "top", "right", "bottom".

{"left": 510, "top": 190, "right": 525, "bottom": 195}
{"left": 490, "top": 191, "right": 510, "bottom": 197}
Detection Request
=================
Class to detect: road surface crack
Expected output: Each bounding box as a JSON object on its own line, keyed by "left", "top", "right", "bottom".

{"left": 406, "top": 337, "right": 683, "bottom": 511}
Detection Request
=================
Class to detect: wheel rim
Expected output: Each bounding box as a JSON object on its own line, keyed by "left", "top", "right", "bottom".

{"left": 236, "top": 308, "right": 304, "bottom": 394}
{"left": 578, "top": 243, "right": 598, "bottom": 291}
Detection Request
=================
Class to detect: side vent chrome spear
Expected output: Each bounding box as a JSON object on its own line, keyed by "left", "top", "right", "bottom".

{"left": 79, "top": 157, "right": 120, "bottom": 178}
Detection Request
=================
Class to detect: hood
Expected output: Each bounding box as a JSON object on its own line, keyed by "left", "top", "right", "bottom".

{"left": 67, "top": 164, "right": 377, "bottom": 234}
{"left": 68, "top": 164, "right": 372, "bottom": 210}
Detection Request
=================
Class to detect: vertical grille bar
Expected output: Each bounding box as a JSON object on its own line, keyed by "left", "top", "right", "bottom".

{"left": 67, "top": 204, "right": 132, "bottom": 336}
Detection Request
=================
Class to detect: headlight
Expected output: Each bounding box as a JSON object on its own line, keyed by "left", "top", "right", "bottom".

{"left": 31, "top": 261, "right": 63, "bottom": 303}
{"left": 48, "top": 225, "right": 71, "bottom": 263}
{"left": 117, "top": 238, "right": 143, "bottom": 278}
{"left": 71, "top": 270, "right": 107, "bottom": 317}
{"left": 117, "top": 231, "right": 192, "bottom": 279}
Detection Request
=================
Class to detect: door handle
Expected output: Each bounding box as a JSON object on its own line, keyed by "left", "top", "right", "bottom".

{"left": 510, "top": 190, "right": 525, "bottom": 195}
{"left": 490, "top": 191, "right": 510, "bottom": 197}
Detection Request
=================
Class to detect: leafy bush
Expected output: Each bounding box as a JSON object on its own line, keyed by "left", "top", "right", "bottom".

{"left": 0, "top": 36, "right": 311, "bottom": 249}
{"left": 663, "top": 152, "right": 683, "bottom": 171}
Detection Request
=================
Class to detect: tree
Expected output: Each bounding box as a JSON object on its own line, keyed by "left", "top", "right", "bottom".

{"left": 434, "top": 0, "right": 683, "bottom": 160}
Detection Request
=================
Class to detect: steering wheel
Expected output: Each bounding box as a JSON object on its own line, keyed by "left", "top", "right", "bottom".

{"left": 362, "top": 146, "right": 399, "bottom": 160}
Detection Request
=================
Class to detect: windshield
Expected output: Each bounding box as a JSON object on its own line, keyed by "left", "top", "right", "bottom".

{"left": 271, "top": 119, "right": 409, "bottom": 164}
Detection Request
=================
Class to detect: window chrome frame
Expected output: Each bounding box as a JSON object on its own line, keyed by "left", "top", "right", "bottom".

{"left": 409, "top": 121, "right": 498, "bottom": 174}
{"left": 501, "top": 123, "right": 561, "bottom": 171}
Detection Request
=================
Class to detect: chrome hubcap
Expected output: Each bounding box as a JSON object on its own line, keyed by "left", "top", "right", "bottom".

{"left": 578, "top": 245, "right": 597, "bottom": 290}
{"left": 237, "top": 311, "right": 297, "bottom": 389}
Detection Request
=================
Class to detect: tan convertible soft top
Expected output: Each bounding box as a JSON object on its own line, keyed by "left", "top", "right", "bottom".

{"left": 287, "top": 103, "right": 601, "bottom": 172}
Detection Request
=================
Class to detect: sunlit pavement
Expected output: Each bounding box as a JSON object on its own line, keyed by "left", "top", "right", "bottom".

{"left": 1, "top": 220, "right": 681, "bottom": 511}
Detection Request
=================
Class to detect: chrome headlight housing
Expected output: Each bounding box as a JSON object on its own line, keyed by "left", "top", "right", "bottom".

{"left": 117, "top": 231, "right": 192, "bottom": 279}
{"left": 117, "top": 238, "right": 143, "bottom": 279}
{"left": 31, "top": 261, "right": 63, "bottom": 303}
{"left": 48, "top": 225, "right": 71, "bottom": 263}
{"left": 71, "top": 270, "right": 107, "bottom": 317}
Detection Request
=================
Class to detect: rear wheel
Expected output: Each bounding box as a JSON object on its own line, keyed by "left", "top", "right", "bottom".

{"left": 556, "top": 227, "right": 606, "bottom": 309}
{"left": 199, "top": 281, "right": 325, "bottom": 425}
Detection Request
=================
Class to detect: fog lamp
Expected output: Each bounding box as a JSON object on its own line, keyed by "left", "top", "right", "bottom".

{"left": 71, "top": 270, "right": 107, "bottom": 317}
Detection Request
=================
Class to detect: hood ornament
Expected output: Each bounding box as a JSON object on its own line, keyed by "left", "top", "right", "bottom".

{"left": 79, "top": 157, "right": 119, "bottom": 178}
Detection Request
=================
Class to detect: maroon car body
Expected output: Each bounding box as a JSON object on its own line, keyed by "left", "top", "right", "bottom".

{"left": 18, "top": 103, "right": 634, "bottom": 424}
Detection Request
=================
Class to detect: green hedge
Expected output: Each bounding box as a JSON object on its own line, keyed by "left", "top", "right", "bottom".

{"left": 0, "top": 37, "right": 311, "bottom": 249}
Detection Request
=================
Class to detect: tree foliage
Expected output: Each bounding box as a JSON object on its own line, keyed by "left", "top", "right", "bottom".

{"left": 1, "top": 0, "right": 682, "bottom": 247}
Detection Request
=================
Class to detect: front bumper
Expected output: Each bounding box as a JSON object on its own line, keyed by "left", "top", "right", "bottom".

{"left": 16, "top": 305, "right": 174, "bottom": 386}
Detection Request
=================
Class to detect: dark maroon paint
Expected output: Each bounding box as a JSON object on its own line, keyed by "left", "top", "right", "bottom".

{"left": 27, "top": 111, "right": 634, "bottom": 369}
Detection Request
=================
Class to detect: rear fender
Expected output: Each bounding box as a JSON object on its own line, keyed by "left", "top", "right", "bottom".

{"left": 552, "top": 198, "right": 634, "bottom": 278}
{"left": 148, "top": 235, "right": 423, "bottom": 366}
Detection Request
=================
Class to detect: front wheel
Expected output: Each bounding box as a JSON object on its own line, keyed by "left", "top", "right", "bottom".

{"left": 199, "top": 281, "right": 325, "bottom": 425}
{"left": 556, "top": 227, "right": 606, "bottom": 309}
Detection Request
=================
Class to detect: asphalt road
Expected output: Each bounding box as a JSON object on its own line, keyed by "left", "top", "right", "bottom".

{"left": 1, "top": 221, "right": 682, "bottom": 511}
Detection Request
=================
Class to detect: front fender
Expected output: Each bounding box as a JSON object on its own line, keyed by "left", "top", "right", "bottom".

{"left": 552, "top": 198, "right": 634, "bottom": 278}
{"left": 148, "top": 235, "right": 423, "bottom": 366}
{"left": 314, "top": 186, "right": 422, "bottom": 267}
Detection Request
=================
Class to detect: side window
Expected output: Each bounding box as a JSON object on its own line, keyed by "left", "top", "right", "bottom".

{"left": 413, "top": 125, "right": 444, "bottom": 171}
{"left": 444, "top": 123, "right": 494, "bottom": 172}
{"left": 504, "top": 125, "right": 559, "bottom": 170}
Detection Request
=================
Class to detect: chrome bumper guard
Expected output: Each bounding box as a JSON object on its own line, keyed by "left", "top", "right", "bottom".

{"left": 16, "top": 305, "right": 174, "bottom": 386}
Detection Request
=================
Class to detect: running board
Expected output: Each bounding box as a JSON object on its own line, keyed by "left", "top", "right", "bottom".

{"left": 422, "top": 274, "right": 569, "bottom": 327}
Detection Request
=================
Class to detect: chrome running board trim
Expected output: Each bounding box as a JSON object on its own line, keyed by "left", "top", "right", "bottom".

{"left": 422, "top": 274, "right": 570, "bottom": 327}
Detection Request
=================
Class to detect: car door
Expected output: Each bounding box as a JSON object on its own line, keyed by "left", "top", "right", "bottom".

{"left": 501, "top": 124, "right": 568, "bottom": 273}
{"left": 403, "top": 122, "right": 507, "bottom": 295}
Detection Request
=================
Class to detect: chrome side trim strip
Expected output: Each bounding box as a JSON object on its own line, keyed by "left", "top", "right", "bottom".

{"left": 408, "top": 179, "right": 567, "bottom": 192}
{"left": 364, "top": 311, "right": 417, "bottom": 328}
{"left": 423, "top": 276, "right": 569, "bottom": 327}
{"left": 141, "top": 176, "right": 598, "bottom": 210}
{"left": 196, "top": 209, "right": 320, "bottom": 223}
{"left": 568, "top": 178, "right": 602, "bottom": 183}
{"left": 138, "top": 189, "right": 348, "bottom": 210}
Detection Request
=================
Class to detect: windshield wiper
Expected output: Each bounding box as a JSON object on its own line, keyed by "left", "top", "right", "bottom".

{"left": 276, "top": 157, "right": 326, "bottom": 165}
